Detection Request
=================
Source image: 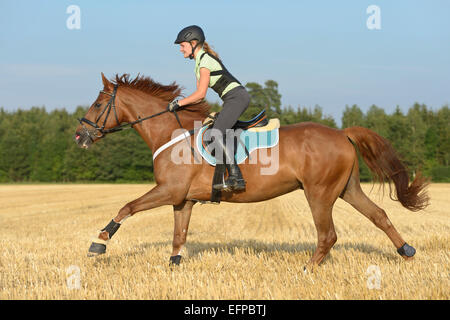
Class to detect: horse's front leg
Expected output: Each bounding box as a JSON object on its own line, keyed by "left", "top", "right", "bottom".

{"left": 88, "top": 184, "right": 184, "bottom": 256}
{"left": 170, "top": 200, "right": 195, "bottom": 265}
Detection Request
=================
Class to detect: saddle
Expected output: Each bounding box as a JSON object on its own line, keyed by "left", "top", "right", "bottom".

{"left": 203, "top": 109, "right": 268, "bottom": 130}
{"left": 202, "top": 109, "right": 280, "bottom": 157}
{"left": 199, "top": 109, "right": 280, "bottom": 204}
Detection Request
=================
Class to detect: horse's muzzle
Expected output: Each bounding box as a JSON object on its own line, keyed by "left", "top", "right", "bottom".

{"left": 74, "top": 129, "right": 94, "bottom": 149}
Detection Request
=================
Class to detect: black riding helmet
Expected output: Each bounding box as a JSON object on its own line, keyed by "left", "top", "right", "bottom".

{"left": 174, "top": 25, "right": 205, "bottom": 60}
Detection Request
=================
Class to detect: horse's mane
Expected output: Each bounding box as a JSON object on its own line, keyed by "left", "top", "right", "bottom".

{"left": 112, "top": 73, "right": 211, "bottom": 118}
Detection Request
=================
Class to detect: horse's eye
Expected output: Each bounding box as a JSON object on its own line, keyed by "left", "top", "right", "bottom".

{"left": 95, "top": 103, "right": 101, "bottom": 109}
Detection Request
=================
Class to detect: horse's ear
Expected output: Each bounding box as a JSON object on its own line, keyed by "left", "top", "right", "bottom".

{"left": 101, "top": 72, "right": 112, "bottom": 89}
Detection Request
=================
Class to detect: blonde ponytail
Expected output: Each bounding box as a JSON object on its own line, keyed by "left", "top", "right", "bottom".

{"left": 202, "top": 41, "right": 220, "bottom": 60}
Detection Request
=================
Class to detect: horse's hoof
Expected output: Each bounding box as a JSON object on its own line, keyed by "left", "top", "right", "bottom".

{"left": 397, "top": 243, "right": 416, "bottom": 258}
{"left": 303, "top": 265, "right": 316, "bottom": 274}
{"left": 169, "top": 255, "right": 182, "bottom": 266}
{"left": 87, "top": 242, "right": 106, "bottom": 257}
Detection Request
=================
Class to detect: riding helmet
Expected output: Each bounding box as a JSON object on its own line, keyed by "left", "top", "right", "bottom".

{"left": 174, "top": 25, "right": 205, "bottom": 44}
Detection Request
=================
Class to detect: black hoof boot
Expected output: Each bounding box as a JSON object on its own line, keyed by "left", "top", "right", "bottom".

{"left": 169, "top": 255, "right": 182, "bottom": 266}
{"left": 87, "top": 242, "right": 106, "bottom": 257}
{"left": 397, "top": 242, "right": 416, "bottom": 257}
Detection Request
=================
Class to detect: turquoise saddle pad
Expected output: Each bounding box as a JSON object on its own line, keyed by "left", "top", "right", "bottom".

{"left": 195, "top": 125, "right": 279, "bottom": 166}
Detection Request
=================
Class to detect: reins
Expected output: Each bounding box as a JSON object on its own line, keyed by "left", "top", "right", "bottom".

{"left": 78, "top": 84, "right": 171, "bottom": 136}
{"left": 78, "top": 84, "right": 198, "bottom": 159}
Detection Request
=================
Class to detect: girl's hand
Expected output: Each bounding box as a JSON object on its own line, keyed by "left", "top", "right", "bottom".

{"left": 167, "top": 99, "right": 180, "bottom": 112}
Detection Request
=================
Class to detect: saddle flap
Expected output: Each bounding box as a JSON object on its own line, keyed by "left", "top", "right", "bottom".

{"left": 196, "top": 123, "right": 280, "bottom": 166}
{"left": 247, "top": 118, "right": 280, "bottom": 132}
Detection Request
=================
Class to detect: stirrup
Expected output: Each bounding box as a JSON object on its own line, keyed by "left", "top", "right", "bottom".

{"left": 214, "top": 175, "right": 245, "bottom": 191}
{"left": 225, "top": 163, "right": 246, "bottom": 191}
{"left": 212, "top": 182, "right": 233, "bottom": 192}
{"left": 225, "top": 176, "right": 246, "bottom": 191}
{"left": 212, "top": 164, "right": 232, "bottom": 191}
{"left": 212, "top": 178, "right": 234, "bottom": 192}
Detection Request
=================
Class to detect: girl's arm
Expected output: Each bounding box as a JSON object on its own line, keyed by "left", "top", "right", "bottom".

{"left": 178, "top": 68, "right": 210, "bottom": 106}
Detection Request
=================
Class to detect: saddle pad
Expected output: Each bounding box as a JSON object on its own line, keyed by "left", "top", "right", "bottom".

{"left": 195, "top": 125, "right": 279, "bottom": 166}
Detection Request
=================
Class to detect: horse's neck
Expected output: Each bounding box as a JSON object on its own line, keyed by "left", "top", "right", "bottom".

{"left": 122, "top": 93, "right": 204, "bottom": 154}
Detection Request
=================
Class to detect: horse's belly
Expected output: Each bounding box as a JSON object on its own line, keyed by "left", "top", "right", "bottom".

{"left": 223, "top": 180, "right": 301, "bottom": 203}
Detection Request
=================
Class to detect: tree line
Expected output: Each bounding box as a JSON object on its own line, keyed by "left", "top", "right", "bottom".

{"left": 0, "top": 80, "right": 448, "bottom": 183}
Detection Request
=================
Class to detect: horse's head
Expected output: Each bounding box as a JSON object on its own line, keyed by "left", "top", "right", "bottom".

{"left": 75, "top": 73, "right": 124, "bottom": 149}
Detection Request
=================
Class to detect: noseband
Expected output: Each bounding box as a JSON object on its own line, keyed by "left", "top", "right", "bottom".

{"left": 78, "top": 84, "right": 122, "bottom": 140}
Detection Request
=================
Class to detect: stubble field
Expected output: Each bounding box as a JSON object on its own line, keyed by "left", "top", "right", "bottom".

{"left": 0, "top": 183, "right": 448, "bottom": 299}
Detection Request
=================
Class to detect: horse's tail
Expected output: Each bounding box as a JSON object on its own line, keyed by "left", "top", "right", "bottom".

{"left": 344, "top": 126, "right": 429, "bottom": 212}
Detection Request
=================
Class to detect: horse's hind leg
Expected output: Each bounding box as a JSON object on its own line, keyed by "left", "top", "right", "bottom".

{"left": 340, "top": 167, "right": 416, "bottom": 260}
{"left": 308, "top": 203, "right": 337, "bottom": 266}
{"left": 303, "top": 186, "right": 338, "bottom": 266}
{"left": 170, "top": 200, "right": 195, "bottom": 265}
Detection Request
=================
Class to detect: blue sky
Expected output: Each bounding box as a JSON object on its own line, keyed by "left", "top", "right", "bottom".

{"left": 1, "top": 0, "right": 449, "bottom": 124}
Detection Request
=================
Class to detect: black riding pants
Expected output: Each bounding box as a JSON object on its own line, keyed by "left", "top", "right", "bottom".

{"left": 205, "top": 85, "right": 250, "bottom": 164}
{"left": 212, "top": 85, "right": 250, "bottom": 135}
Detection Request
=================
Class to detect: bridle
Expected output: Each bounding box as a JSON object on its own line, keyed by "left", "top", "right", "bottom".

{"left": 78, "top": 84, "right": 170, "bottom": 141}
{"left": 78, "top": 85, "right": 121, "bottom": 140}
{"left": 77, "top": 84, "right": 197, "bottom": 159}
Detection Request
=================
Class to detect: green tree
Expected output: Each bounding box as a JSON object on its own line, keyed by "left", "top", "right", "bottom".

{"left": 341, "top": 104, "right": 365, "bottom": 128}
{"left": 404, "top": 103, "right": 428, "bottom": 173}
{"left": 243, "top": 80, "right": 282, "bottom": 120}
{"left": 1, "top": 82, "right": 448, "bottom": 183}
{"left": 365, "top": 105, "right": 389, "bottom": 138}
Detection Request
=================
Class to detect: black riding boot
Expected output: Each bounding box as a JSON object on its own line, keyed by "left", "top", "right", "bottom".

{"left": 225, "top": 163, "right": 246, "bottom": 191}
{"left": 212, "top": 135, "right": 246, "bottom": 191}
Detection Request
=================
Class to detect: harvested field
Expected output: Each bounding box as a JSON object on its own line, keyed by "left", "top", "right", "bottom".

{"left": 0, "top": 183, "right": 448, "bottom": 299}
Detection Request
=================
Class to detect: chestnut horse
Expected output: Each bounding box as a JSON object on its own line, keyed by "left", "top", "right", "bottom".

{"left": 75, "top": 73, "right": 429, "bottom": 267}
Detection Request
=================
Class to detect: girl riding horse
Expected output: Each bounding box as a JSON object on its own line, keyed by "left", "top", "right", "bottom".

{"left": 168, "top": 25, "right": 249, "bottom": 192}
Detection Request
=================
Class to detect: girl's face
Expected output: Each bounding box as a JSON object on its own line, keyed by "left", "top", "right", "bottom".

{"left": 179, "top": 41, "right": 196, "bottom": 58}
